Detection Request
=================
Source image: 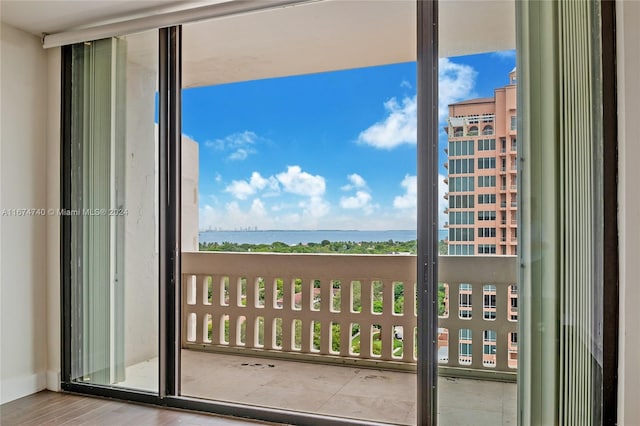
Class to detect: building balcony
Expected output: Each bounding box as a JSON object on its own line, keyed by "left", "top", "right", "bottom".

{"left": 126, "top": 252, "right": 521, "bottom": 424}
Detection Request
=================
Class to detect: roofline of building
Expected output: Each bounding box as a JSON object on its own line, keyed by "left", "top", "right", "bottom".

{"left": 448, "top": 97, "right": 495, "bottom": 106}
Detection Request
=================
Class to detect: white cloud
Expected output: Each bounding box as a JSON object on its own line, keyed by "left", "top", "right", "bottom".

{"left": 400, "top": 80, "right": 413, "bottom": 89}
{"left": 491, "top": 49, "right": 516, "bottom": 60}
{"left": 393, "top": 175, "right": 417, "bottom": 209}
{"left": 357, "top": 96, "right": 417, "bottom": 149}
{"left": 211, "top": 166, "right": 330, "bottom": 228}
{"left": 225, "top": 171, "right": 277, "bottom": 200}
{"left": 439, "top": 58, "right": 477, "bottom": 121}
{"left": 301, "top": 196, "right": 331, "bottom": 218}
{"left": 356, "top": 60, "right": 475, "bottom": 150}
{"left": 276, "top": 166, "right": 326, "bottom": 197}
{"left": 249, "top": 171, "right": 279, "bottom": 192}
{"left": 204, "top": 130, "right": 260, "bottom": 161}
{"left": 250, "top": 198, "right": 267, "bottom": 217}
{"left": 224, "top": 180, "right": 254, "bottom": 200}
{"left": 228, "top": 148, "right": 251, "bottom": 161}
{"left": 341, "top": 173, "right": 367, "bottom": 191}
{"left": 340, "top": 190, "right": 372, "bottom": 209}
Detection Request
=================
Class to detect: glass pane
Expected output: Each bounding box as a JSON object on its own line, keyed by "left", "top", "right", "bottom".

{"left": 437, "top": 1, "right": 518, "bottom": 420}
{"left": 180, "top": 2, "right": 417, "bottom": 424}
{"left": 68, "top": 30, "right": 158, "bottom": 391}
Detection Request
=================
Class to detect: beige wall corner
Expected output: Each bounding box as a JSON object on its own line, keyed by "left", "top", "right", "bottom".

{"left": 0, "top": 22, "right": 49, "bottom": 403}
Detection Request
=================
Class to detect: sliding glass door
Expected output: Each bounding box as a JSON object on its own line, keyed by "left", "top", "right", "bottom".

{"left": 57, "top": 1, "right": 618, "bottom": 425}
{"left": 63, "top": 30, "right": 159, "bottom": 391}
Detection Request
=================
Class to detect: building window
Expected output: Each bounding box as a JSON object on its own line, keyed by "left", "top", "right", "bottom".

{"left": 483, "top": 285, "right": 497, "bottom": 320}
{"left": 478, "top": 175, "right": 496, "bottom": 187}
{"left": 448, "top": 244, "right": 475, "bottom": 255}
{"left": 449, "top": 177, "right": 474, "bottom": 192}
{"left": 449, "top": 228, "right": 475, "bottom": 242}
{"left": 482, "top": 125, "right": 494, "bottom": 135}
{"left": 478, "top": 194, "right": 496, "bottom": 204}
{"left": 510, "top": 115, "right": 517, "bottom": 131}
{"left": 454, "top": 127, "right": 463, "bottom": 137}
{"left": 467, "top": 125, "right": 479, "bottom": 136}
{"left": 449, "top": 158, "right": 475, "bottom": 174}
{"left": 478, "top": 157, "right": 496, "bottom": 169}
{"left": 449, "top": 195, "right": 475, "bottom": 209}
{"left": 459, "top": 288, "right": 472, "bottom": 319}
{"left": 478, "top": 227, "right": 496, "bottom": 238}
{"left": 478, "top": 210, "right": 496, "bottom": 221}
{"left": 449, "top": 211, "right": 475, "bottom": 225}
{"left": 478, "top": 138, "right": 496, "bottom": 151}
{"left": 478, "top": 244, "right": 497, "bottom": 254}
{"left": 449, "top": 140, "right": 474, "bottom": 156}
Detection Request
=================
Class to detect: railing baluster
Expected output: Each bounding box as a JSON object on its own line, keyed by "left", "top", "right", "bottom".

{"left": 300, "top": 279, "right": 312, "bottom": 352}
{"left": 261, "top": 276, "right": 273, "bottom": 350}
{"left": 340, "top": 279, "right": 352, "bottom": 357}
{"left": 180, "top": 253, "right": 516, "bottom": 379}
{"left": 318, "top": 279, "right": 331, "bottom": 355}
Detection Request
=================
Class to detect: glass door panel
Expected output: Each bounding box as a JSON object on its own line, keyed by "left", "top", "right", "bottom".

{"left": 180, "top": 2, "right": 418, "bottom": 423}
{"left": 67, "top": 30, "right": 159, "bottom": 392}
{"left": 437, "top": 1, "right": 518, "bottom": 423}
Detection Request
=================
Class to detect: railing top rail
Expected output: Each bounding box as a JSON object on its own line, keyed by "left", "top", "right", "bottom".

{"left": 183, "top": 252, "right": 517, "bottom": 284}
{"left": 183, "top": 251, "right": 417, "bottom": 281}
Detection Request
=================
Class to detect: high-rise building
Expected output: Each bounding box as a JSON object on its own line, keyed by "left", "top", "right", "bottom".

{"left": 445, "top": 68, "right": 518, "bottom": 256}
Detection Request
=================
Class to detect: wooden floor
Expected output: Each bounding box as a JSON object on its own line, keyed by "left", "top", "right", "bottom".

{"left": 0, "top": 391, "right": 277, "bottom": 426}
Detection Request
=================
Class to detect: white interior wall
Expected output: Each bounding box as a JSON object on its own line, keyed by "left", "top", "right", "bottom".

{"left": 616, "top": 1, "right": 640, "bottom": 424}
{"left": 0, "top": 22, "right": 49, "bottom": 403}
{"left": 123, "top": 35, "right": 159, "bottom": 367}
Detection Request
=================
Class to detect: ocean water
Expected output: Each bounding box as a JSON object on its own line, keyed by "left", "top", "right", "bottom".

{"left": 199, "top": 229, "right": 447, "bottom": 245}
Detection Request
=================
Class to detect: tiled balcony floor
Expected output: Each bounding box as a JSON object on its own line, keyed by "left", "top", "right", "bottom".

{"left": 121, "top": 350, "right": 516, "bottom": 425}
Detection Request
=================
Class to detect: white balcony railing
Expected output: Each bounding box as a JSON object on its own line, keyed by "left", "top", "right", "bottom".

{"left": 182, "top": 253, "right": 517, "bottom": 381}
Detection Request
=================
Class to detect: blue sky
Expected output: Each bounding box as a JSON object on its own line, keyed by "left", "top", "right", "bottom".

{"left": 183, "top": 51, "right": 515, "bottom": 231}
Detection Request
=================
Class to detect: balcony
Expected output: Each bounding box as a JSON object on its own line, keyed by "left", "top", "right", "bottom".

{"left": 167, "top": 252, "right": 518, "bottom": 424}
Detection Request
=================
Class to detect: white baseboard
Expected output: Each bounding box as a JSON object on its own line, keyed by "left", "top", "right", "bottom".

{"left": 0, "top": 372, "right": 47, "bottom": 404}
{"left": 46, "top": 370, "right": 60, "bottom": 392}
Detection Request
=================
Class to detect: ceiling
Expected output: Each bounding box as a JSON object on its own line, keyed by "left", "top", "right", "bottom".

{"left": 1, "top": 0, "right": 515, "bottom": 88}
{"left": 0, "top": 0, "right": 216, "bottom": 35}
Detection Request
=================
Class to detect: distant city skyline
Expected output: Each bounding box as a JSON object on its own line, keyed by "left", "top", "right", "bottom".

{"left": 182, "top": 51, "right": 516, "bottom": 231}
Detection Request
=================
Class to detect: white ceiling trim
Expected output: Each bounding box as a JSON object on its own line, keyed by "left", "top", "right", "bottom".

{"left": 42, "top": 0, "right": 320, "bottom": 48}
